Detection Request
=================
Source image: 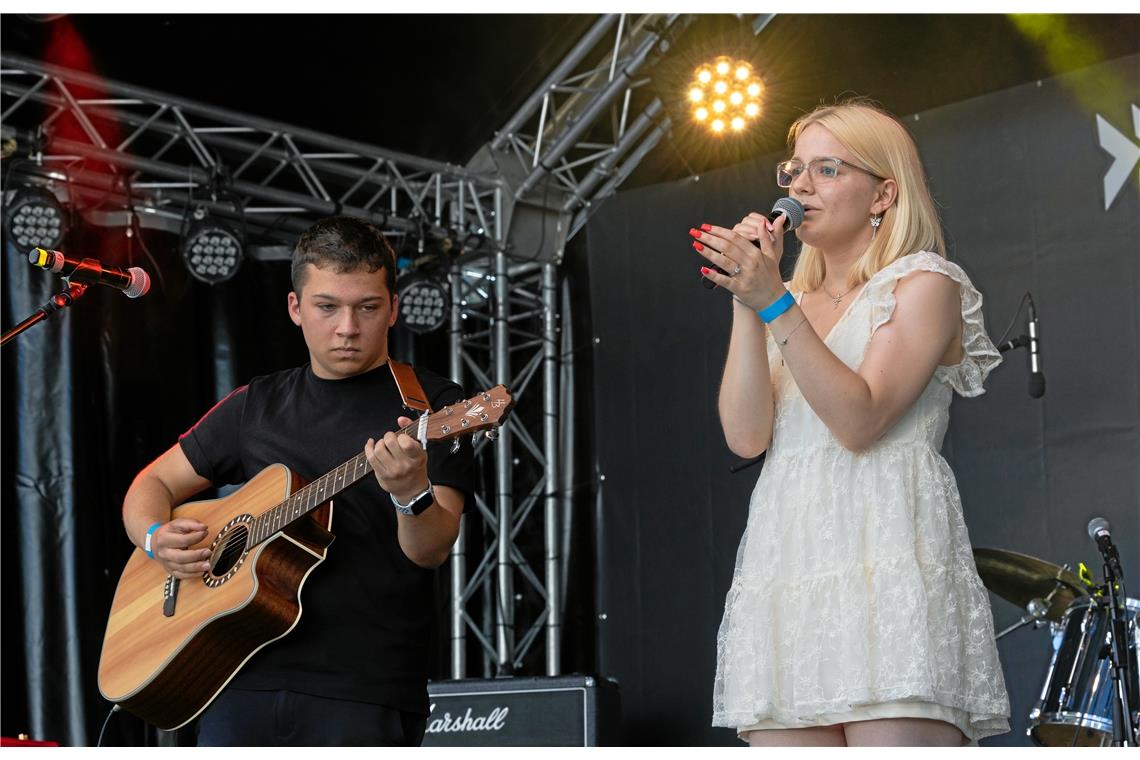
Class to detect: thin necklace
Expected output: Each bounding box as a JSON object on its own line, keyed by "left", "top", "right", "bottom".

{"left": 822, "top": 283, "right": 857, "bottom": 309}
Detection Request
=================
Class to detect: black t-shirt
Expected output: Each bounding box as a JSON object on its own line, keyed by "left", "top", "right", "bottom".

{"left": 178, "top": 361, "right": 474, "bottom": 714}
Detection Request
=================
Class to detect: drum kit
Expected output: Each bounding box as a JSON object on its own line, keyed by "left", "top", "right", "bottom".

{"left": 975, "top": 547, "right": 1139, "bottom": 747}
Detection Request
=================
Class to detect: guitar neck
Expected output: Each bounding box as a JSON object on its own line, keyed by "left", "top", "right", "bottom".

{"left": 246, "top": 419, "right": 419, "bottom": 547}
{"left": 241, "top": 385, "right": 514, "bottom": 547}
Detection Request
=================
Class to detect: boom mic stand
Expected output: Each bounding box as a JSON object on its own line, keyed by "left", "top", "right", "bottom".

{"left": 1, "top": 280, "right": 88, "bottom": 347}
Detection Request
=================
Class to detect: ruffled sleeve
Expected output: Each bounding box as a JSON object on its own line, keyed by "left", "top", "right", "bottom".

{"left": 863, "top": 250, "right": 1001, "bottom": 397}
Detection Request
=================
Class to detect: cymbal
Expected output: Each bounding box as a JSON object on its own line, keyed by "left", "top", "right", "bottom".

{"left": 973, "top": 547, "right": 1089, "bottom": 621}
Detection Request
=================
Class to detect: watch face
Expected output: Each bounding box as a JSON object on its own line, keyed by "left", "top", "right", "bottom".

{"left": 408, "top": 490, "right": 434, "bottom": 516}
{"left": 393, "top": 486, "right": 433, "bottom": 516}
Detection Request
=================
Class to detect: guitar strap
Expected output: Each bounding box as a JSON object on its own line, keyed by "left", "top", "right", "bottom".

{"left": 387, "top": 359, "right": 433, "bottom": 414}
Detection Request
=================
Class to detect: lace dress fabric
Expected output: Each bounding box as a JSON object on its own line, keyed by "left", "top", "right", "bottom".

{"left": 712, "top": 251, "right": 1010, "bottom": 741}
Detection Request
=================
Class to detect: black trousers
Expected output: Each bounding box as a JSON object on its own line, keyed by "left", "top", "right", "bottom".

{"left": 196, "top": 688, "right": 427, "bottom": 747}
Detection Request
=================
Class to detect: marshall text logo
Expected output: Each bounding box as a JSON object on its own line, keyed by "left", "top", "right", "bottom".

{"left": 426, "top": 703, "right": 510, "bottom": 734}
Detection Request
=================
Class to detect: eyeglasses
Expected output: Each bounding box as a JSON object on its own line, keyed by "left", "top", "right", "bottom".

{"left": 776, "top": 157, "right": 884, "bottom": 188}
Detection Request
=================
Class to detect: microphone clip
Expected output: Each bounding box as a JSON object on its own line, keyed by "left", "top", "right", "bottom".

{"left": 997, "top": 335, "right": 1028, "bottom": 353}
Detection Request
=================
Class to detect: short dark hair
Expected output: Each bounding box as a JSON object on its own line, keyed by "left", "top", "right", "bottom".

{"left": 291, "top": 215, "right": 397, "bottom": 295}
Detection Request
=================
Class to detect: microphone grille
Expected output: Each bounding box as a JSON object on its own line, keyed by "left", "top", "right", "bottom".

{"left": 772, "top": 197, "right": 804, "bottom": 231}
{"left": 125, "top": 267, "right": 151, "bottom": 299}
{"left": 1087, "top": 517, "right": 1110, "bottom": 540}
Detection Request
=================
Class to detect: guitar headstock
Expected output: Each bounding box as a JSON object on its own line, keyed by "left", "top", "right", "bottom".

{"left": 411, "top": 385, "right": 514, "bottom": 444}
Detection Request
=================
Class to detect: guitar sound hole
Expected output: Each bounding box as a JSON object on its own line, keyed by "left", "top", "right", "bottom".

{"left": 210, "top": 526, "right": 249, "bottom": 576}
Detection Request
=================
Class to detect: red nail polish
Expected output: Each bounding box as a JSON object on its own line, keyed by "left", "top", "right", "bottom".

{"left": 689, "top": 227, "right": 701, "bottom": 238}
{"left": 700, "top": 223, "right": 712, "bottom": 231}
{"left": 700, "top": 266, "right": 711, "bottom": 276}
{"left": 692, "top": 241, "right": 704, "bottom": 251}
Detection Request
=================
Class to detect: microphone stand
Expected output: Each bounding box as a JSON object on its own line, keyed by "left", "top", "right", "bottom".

{"left": 1, "top": 281, "right": 88, "bottom": 347}
{"left": 1101, "top": 560, "right": 1136, "bottom": 746}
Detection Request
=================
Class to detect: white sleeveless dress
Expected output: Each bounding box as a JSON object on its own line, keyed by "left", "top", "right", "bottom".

{"left": 712, "top": 251, "right": 1010, "bottom": 741}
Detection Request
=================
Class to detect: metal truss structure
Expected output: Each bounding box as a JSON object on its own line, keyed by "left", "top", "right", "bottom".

{"left": 1, "top": 12, "right": 693, "bottom": 680}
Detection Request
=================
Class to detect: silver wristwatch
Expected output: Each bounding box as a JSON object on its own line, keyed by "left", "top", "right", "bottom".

{"left": 391, "top": 482, "right": 434, "bottom": 516}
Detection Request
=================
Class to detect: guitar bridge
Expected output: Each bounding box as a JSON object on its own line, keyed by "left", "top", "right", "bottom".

{"left": 163, "top": 575, "right": 180, "bottom": 617}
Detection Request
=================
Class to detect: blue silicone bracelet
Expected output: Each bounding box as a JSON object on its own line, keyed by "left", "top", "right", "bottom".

{"left": 757, "top": 290, "right": 795, "bottom": 323}
{"left": 145, "top": 522, "right": 162, "bottom": 559}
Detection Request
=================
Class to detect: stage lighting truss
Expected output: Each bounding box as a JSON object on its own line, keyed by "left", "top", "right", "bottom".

{"left": 4, "top": 186, "right": 67, "bottom": 250}
{"left": 398, "top": 274, "right": 449, "bottom": 334}
{"left": 688, "top": 56, "right": 764, "bottom": 135}
{"left": 181, "top": 217, "right": 243, "bottom": 284}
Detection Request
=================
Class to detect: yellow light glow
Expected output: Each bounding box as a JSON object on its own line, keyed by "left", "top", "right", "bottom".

{"left": 690, "top": 57, "right": 763, "bottom": 136}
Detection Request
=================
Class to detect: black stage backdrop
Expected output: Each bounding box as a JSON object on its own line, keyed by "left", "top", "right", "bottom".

{"left": 1, "top": 227, "right": 313, "bottom": 745}
{"left": 586, "top": 56, "right": 1139, "bottom": 746}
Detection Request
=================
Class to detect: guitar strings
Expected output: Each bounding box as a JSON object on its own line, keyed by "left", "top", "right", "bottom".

{"left": 240, "top": 397, "right": 499, "bottom": 551}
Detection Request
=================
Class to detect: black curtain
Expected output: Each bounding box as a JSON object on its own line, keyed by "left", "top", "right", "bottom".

{"left": 1, "top": 222, "right": 310, "bottom": 745}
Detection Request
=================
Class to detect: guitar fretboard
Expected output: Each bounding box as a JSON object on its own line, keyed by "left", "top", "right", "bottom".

{"left": 248, "top": 453, "right": 374, "bottom": 546}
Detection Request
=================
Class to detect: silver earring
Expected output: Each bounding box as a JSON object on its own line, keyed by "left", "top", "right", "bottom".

{"left": 870, "top": 214, "right": 883, "bottom": 240}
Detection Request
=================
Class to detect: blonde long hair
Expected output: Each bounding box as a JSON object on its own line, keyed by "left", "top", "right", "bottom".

{"left": 787, "top": 100, "right": 946, "bottom": 293}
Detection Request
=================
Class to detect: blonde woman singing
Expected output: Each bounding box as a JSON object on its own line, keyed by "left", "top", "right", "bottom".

{"left": 693, "top": 100, "right": 1010, "bottom": 746}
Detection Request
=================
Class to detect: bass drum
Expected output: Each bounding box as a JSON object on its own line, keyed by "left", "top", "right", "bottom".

{"left": 1028, "top": 597, "right": 1139, "bottom": 746}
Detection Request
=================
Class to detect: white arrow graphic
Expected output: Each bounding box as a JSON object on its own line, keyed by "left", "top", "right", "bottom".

{"left": 1096, "top": 104, "right": 1140, "bottom": 211}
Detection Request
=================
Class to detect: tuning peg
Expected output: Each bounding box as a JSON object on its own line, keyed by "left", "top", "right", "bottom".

{"left": 450, "top": 438, "right": 461, "bottom": 454}
{"left": 484, "top": 427, "right": 499, "bottom": 442}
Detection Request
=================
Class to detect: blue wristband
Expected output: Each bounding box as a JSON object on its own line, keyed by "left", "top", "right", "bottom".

{"left": 144, "top": 522, "right": 162, "bottom": 559}
{"left": 757, "top": 290, "right": 795, "bottom": 323}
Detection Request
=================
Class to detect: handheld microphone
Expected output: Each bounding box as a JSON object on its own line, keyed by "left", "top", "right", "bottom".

{"left": 703, "top": 198, "right": 805, "bottom": 290}
{"left": 1087, "top": 517, "right": 1123, "bottom": 578}
{"left": 29, "top": 248, "right": 151, "bottom": 298}
{"left": 767, "top": 197, "right": 804, "bottom": 232}
{"left": 1027, "top": 295, "right": 1044, "bottom": 398}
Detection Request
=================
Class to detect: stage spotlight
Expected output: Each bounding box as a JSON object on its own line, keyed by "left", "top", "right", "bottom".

{"left": 181, "top": 217, "right": 243, "bottom": 284}
{"left": 398, "top": 275, "right": 449, "bottom": 334}
{"left": 5, "top": 186, "right": 67, "bottom": 250}
{"left": 689, "top": 57, "right": 765, "bottom": 136}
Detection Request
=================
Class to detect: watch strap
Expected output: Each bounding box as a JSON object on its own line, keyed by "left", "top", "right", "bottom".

{"left": 391, "top": 482, "right": 434, "bottom": 516}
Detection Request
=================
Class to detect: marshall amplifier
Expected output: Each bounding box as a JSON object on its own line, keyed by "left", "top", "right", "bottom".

{"left": 423, "top": 674, "right": 620, "bottom": 746}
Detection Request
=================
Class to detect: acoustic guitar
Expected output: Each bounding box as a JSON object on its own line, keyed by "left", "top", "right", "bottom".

{"left": 98, "top": 385, "right": 513, "bottom": 730}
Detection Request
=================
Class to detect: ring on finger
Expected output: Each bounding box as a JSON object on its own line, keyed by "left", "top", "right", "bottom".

{"left": 732, "top": 265, "right": 742, "bottom": 276}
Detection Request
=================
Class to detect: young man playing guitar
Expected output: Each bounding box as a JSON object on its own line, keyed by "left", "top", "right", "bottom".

{"left": 119, "top": 215, "right": 473, "bottom": 746}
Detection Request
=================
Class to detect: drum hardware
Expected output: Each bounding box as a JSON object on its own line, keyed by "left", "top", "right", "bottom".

{"left": 973, "top": 547, "right": 1089, "bottom": 622}
{"left": 995, "top": 597, "right": 1050, "bottom": 641}
{"left": 974, "top": 546, "right": 1139, "bottom": 746}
